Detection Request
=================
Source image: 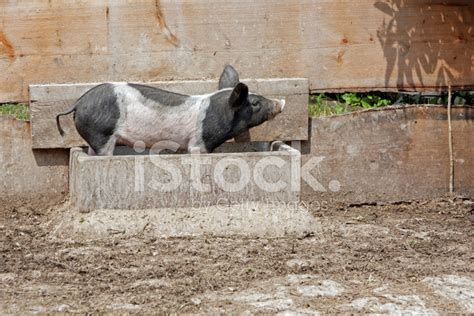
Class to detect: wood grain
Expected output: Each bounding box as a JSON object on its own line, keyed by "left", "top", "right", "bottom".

{"left": 30, "top": 78, "right": 309, "bottom": 149}
{"left": 1, "top": 0, "right": 472, "bottom": 102}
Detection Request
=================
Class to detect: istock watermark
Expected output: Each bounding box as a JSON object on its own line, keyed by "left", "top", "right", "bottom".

{"left": 132, "top": 140, "right": 341, "bottom": 194}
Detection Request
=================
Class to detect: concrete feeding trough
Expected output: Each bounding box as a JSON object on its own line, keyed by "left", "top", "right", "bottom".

{"left": 70, "top": 142, "right": 301, "bottom": 213}
{"left": 61, "top": 141, "right": 321, "bottom": 238}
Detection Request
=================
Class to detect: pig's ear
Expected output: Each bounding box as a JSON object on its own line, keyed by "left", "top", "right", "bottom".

{"left": 219, "top": 65, "right": 240, "bottom": 89}
{"left": 229, "top": 83, "right": 249, "bottom": 110}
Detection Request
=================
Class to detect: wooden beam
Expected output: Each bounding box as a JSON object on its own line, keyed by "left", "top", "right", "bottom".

{"left": 1, "top": 0, "right": 472, "bottom": 102}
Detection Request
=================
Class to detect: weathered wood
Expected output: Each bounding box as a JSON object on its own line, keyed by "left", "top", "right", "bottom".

{"left": 301, "top": 105, "right": 474, "bottom": 204}
{"left": 0, "top": 117, "right": 69, "bottom": 208}
{"left": 30, "top": 78, "right": 309, "bottom": 149}
{"left": 1, "top": 0, "right": 473, "bottom": 102}
{"left": 453, "top": 107, "right": 474, "bottom": 195}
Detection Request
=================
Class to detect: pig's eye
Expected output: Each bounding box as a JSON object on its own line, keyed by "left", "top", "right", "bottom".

{"left": 251, "top": 100, "right": 260, "bottom": 109}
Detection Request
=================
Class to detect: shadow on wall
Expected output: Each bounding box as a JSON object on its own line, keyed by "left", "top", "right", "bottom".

{"left": 375, "top": 0, "right": 473, "bottom": 90}
{"left": 33, "top": 149, "right": 69, "bottom": 167}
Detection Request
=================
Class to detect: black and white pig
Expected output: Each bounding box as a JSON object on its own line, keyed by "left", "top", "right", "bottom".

{"left": 56, "top": 65, "right": 285, "bottom": 155}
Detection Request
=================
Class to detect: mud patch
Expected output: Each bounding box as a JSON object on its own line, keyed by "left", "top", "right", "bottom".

{"left": 0, "top": 198, "right": 472, "bottom": 313}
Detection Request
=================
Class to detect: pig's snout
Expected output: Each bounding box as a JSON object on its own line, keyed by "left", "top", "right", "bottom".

{"left": 276, "top": 99, "right": 285, "bottom": 112}
{"left": 268, "top": 99, "right": 285, "bottom": 119}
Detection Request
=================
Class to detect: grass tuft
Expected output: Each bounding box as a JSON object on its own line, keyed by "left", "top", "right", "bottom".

{"left": 0, "top": 103, "right": 30, "bottom": 121}
{"left": 309, "top": 92, "right": 393, "bottom": 118}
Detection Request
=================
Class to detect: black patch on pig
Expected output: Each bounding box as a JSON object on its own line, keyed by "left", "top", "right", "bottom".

{"left": 202, "top": 83, "right": 251, "bottom": 152}
{"left": 246, "top": 94, "right": 275, "bottom": 127}
{"left": 202, "top": 91, "right": 279, "bottom": 152}
{"left": 74, "top": 83, "right": 120, "bottom": 154}
{"left": 128, "top": 83, "right": 188, "bottom": 106}
{"left": 218, "top": 64, "right": 240, "bottom": 89}
{"left": 202, "top": 90, "right": 236, "bottom": 152}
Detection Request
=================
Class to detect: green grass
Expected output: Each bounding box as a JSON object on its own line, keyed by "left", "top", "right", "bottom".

{"left": 308, "top": 96, "right": 353, "bottom": 117}
{"left": 309, "top": 92, "right": 393, "bottom": 118}
{"left": 0, "top": 103, "right": 30, "bottom": 120}
{"left": 309, "top": 91, "right": 474, "bottom": 118}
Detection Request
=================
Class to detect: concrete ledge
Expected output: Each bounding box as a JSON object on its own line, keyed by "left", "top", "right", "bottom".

{"left": 52, "top": 202, "right": 320, "bottom": 239}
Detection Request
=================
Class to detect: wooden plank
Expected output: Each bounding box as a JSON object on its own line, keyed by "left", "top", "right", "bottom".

{"left": 30, "top": 79, "right": 308, "bottom": 101}
{"left": 1, "top": 0, "right": 473, "bottom": 102}
{"left": 301, "top": 105, "right": 474, "bottom": 204}
{"left": 452, "top": 107, "right": 474, "bottom": 197}
{"left": 30, "top": 78, "right": 309, "bottom": 149}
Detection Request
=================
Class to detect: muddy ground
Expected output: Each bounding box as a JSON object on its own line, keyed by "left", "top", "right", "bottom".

{"left": 0, "top": 197, "right": 473, "bottom": 314}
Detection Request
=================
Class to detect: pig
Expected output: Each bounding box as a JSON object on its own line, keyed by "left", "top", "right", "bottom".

{"left": 56, "top": 65, "right": 285, "bottom": 155}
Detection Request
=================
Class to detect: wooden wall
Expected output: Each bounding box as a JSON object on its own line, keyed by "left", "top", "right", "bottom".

{"left": 1, "top": 0, "right": 473, "bottom": 102}
{"left": 301, "top": 105, "right": 474, "bottom": 203}
{"left": 0, "top": 117, "right": 69, "bottom": 208}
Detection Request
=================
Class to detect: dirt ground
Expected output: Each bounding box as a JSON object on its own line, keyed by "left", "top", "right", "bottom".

{"left": 0, "top": 197, "right": 473, "bottom": 314}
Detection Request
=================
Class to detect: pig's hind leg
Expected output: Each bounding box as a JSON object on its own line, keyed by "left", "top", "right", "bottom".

{"left": 85, "top": 137, "right": 116, "bottom": 156}
{"left": 97, "top": 135, "right": 118, "bottom": 156}
{"left": 187, "top": 144, "right": 207, "bottom": 154}
{"left": 79, "top": 132, "right": 117, "bottom": 156}
{"left": 75, "top": 111, "right": 119, "bottom": 156}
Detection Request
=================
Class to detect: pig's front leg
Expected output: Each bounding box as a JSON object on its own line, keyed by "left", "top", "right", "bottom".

{"left": 187, "top": 145, "right": 207, "bottom": 154}
{"left": 88, "top": 147, "right": 96, "bottom": 156}
{"left": 187, "top": 136, "right": 208, "bottom": 154}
